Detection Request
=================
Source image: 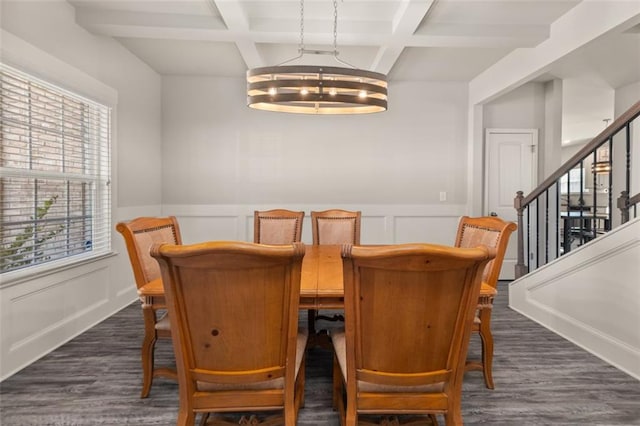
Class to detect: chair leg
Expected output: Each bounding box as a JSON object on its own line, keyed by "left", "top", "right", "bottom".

{"left": 478, "top": 308, "right": 495, "bottom": 389}
{"left": 444, "top": 410, "right": 462, "bottom": 426}
{"left": 332, "top": 354, "right": 340, "bottom": 410}
{"left": 176, "top": 408, "right": 195, "bottom": 426}
{"left": 284, "top": 407, "right": 296, "bottom": 426}
{"left": 307, "top": 309, "right": 317, "bottom": 335}
{"left": 141, "top": 306, "right": 158, "bottom": 398}
{"left": 297, "top": 356, "right": 306, "bottom": 409}
{"left": 345, "top": 410, "right": 357, "bottom": 426}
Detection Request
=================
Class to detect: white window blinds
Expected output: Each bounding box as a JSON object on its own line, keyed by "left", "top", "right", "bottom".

{"left": 0, "top": 64, "right": 112, "bottom": 274}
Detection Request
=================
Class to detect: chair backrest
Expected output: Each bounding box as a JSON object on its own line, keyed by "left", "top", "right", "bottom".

{"left": 454, "top": 216, "right": 517, "bottom": 289}
{"left": 116, "top": 216, "right": 182, "bottom": 289}
{"left": 150, "top": 241, "right": 305, "bottom": 407}
{"left": 340, "top": 243, "right": 494, "bottom": 409}
{"left": 254, "top": 209, "right": 304, "bottom": 244}
{"left": 311, "top": 209, "right": 361, "bottom": 245}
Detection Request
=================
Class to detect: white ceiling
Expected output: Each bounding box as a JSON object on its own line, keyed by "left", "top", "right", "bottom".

{"left": 67, "top": 0, "right": 639, "bottom": 84}
{"left": 67, "top": 0, "right": 639, "bottom": 142}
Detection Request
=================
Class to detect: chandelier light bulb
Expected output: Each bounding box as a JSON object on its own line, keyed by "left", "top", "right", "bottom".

{"left": 268, "top": 87, "right": 277, "bottom": 96}
{"left": 329, "top": 87, "right": 337, "bottom": 96}
{"left": 358, "top": 90, "right": 367, "bottom": 98}
{"left": 301, "top": 87, "right": 309, "bottom": 95}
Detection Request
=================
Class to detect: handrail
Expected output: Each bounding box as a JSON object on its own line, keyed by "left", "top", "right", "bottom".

{"left": 520, "top": 100, "right": 640, "bottom": 208}
{"left": 514, "top": 100, "right": 639, "bottom": 278}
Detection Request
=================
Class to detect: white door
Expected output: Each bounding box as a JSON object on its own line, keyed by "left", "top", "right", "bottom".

{"left": 485, "top": 129, "right": 537, "bottom": 279}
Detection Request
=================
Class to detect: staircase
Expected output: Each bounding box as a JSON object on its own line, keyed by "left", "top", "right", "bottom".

{"left": 509, "top": 101, "right": 640, "bottom": 380}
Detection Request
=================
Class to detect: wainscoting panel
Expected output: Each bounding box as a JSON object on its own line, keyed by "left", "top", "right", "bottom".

{"left": 163, "top": 204, "right": 467, "bottom": 245}
{"left": 179, "top": 215, "right": 241, "bottom": 244}
{"left": 509, "top": 218, "right": 640, "bottom": 380}
{"left": 0, "top": 256, "right": 135, "bottom": 380}
{"left": 395, "top": 216, "right": 460, "bottom": 245}
{"left": 8, "top": 266, "right": 109, "bottom": 350}
{"left": 0, "top": 205, "right": 162, "bottom": 381}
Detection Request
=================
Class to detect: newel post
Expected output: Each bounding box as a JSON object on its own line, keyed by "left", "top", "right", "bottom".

{"left": 617, "top": 190, "right": 630, "bottom": 224}
{"left": 514, "top": 191, "right": 527, "bottom": 279}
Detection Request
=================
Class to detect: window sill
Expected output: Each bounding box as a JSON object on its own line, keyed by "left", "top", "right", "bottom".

{"left": 0, "top": 251, "right": 117, "bottom": 290}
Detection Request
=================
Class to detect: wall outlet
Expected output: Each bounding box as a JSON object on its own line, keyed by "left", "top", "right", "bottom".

{"left": 439, "top": 191, "right": 447, "bottom": 202}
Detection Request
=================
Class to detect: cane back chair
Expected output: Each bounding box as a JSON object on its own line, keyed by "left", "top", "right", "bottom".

{"left": 151, "top": 241, "right": 308, "bottom": 426}
{"left": 254, "top": 209, "right": 304, "bottom": 245}
{"left": 454, "top": 215, "right": 517, "bottom": 389}
{"left": 116, "top": 216, "right": 181, "bottom": 397}
{"left": 332, "top": 243, "right": 495, "bottom": 425}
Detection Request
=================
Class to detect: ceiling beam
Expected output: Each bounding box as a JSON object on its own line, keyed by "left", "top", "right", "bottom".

{"left": 212, "top": 0, "right": 263, "bottom": 69}
{"left": 75, "top": 7, "right": 226, "bottom": 32}
{"left": 469, "top": 1, "right": 640, "bottom": 104}
{"left": 371, "top": 0, "right": 435, "bottom": 74}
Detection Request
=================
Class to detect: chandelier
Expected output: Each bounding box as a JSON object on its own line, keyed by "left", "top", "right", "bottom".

{"left": 246, "top": 0, "right": 388, "bottom": 115}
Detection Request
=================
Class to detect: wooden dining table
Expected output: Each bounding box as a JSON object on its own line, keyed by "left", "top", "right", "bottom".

{"left": 136, "top": 243, "right": 495, "bottom": 348}
{"left": 137, "top": 244, "right": 345, "bottom": 310}
{"left": 137, "top": 243, "right": 496, "bottom": 309}
{"left": 299, "top": 244, "right": 344, "bottom": 309}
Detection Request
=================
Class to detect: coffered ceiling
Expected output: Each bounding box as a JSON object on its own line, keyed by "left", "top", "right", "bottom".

{"left": 68, "top": 0, "right": 622, "bottom": 83}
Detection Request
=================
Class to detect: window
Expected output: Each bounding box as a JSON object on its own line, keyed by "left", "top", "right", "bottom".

{"left": 0, "top": 64, "right": 111, "bottom": 275}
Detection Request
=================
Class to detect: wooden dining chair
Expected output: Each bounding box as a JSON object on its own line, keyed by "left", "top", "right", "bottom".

{"left": 115, "top": 216, "right": 181, "bottom": 398}
{"left": 454, "top": 216, "right": 517, "bottom": 389}
{"left": 309, "top": 209, "right": 361, "bottom": 331}
{"left": 311, "top": 209, "right": 361, "bottom": 245}
{"left": 332, "top": 243, "right": 494, "bottom": 425}
{"left": 254, "top": 209, "right": 304, "bottom": 244}
{"left": 150, "top": 241, "right": 308, "bottom": 426}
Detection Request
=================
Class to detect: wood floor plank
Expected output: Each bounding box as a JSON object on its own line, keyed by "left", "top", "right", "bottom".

{"left": 1, "top": 282, "right": 639, "bottom": 425}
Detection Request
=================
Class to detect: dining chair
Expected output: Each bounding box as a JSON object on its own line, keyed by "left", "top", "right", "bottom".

{"left": 150, "top": 241, "right": 308, "bottom": 426}
{"left": 115, "top": 216, "right": 181, "bottom": 398}
{"left": 454, "top": 215, "right": 517, "bottom": 389}
{"left": 311, "top": 209, "right": 361, "bottom": 245}
{"left": 332, "top": 243, "right": 495, "bottom": 425}
{"left": 254, "top": 209, "right": 304, "bottom": 244}
{"left": 309, "top": 209, "right": 361, "bottom": 332}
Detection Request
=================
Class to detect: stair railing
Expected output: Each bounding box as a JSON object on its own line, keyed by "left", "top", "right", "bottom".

{"left": 617, "top": 190, "right": 640, "bottom": 224}
{"left": 514, "top": 101, "right": 640, "bottom": 278}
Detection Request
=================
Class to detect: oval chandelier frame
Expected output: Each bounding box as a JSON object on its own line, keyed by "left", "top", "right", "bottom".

{"left": 246, "top": 0, "right": 388, "bottom": 115}
{"left": 247, "top": 65, "right": 388, "bottom": 115}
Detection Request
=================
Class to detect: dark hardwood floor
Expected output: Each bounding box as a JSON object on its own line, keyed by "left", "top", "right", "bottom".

{"left": 1, "top": 282, "right": 639, "bottom": 425}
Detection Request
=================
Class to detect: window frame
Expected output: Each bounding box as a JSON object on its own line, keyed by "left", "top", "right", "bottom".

{"left": 1, "top": 62, "right": 115, "bottom": 284}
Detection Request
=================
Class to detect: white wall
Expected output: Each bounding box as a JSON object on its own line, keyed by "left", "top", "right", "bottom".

{"left": 562, "top": 78, "right": 615, "bottom": 144}
{"left": 483, "top": 82, "right": 547, "bottom": 185}
{"left": 615, "top": 81, "right": 640, "bottom": 197}
{"left": 0, "top": 1, "right": 162, "bottom": 380}
{"left": 161, "top": 77, "right": 470, "bottom": 245}
{"left": 544, "top": 79, "right": 563, "bottom": 180}
{"left": 614, "top": 81, "right": 640, "bottom": 115}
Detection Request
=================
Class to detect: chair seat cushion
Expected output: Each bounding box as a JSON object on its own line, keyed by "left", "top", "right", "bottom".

{"left": 331, "top": 329, "right": 444, "bottom": 393}
{"left": 155, "top": 312, "right": 171, "bottom": 331}
{"left": 197, "top": 328, "right": 308, "bottom": 391}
